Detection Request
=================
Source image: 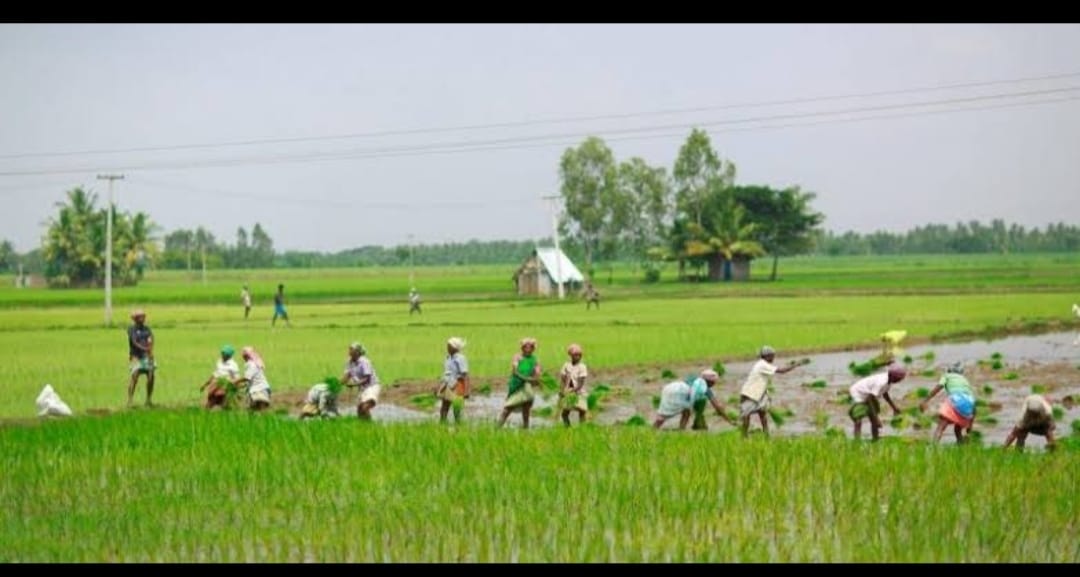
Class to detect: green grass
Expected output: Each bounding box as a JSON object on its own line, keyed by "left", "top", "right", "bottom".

{"left": 1, "top": 411, "right": 1077, "bottom": 562}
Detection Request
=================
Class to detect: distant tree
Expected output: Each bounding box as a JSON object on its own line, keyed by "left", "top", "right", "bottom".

{"left": 0, "top": 240, "right": 14, "bottom": 273}
{"left": 559, "top": 136, "right": 619, "bottom": 278}
{"left": 250, "top": 223, "right": 274, "bottom": 268}
{"left": 734, "top": 185, "right": 824, "bottom": 280}
{"left": 42, "top": 187, "right": 158, "bottom": 288}
{"left": 618, "top": 157, "right": 671, "bottom": 280}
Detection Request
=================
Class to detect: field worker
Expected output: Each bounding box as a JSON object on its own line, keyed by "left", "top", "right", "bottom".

{"left": 300, "top": 380, "right": 342, "bottom": 419}
{"left": 584, "top": 282, "right": 600, "bottom": 310}
{"left": 409, "top": 288, "right": 423, "bottom": 315}
{"left": 919, "top": 361, "right": 976, "bottom": 444}
{"left": 235, "top": 346, "right": 272, "bottom": 411}
{"left": 653, "top": 369, "right": 732, "bottom": 430}
{"left": 498, "top": 338, "right": 542, "bottom": 429}
{"left": 559, "top": 343, "right": 589, "bottom": 427}
{"left": 1003, "top": 394, "right": 1057, "bottom": 452}
{"left": 241, "top": 285, "right": 252, "bottom": 320}
{"left": 199, "top": 344, "right": 240, "bottom": 409}
{"left": 126, "top": 308, "right": 156, "bottom": 408}
{"left": 272, "top": 283, "right": 291, "bottom": 327}
{"left": 437, "top": 337, "right": 470, "bottom": 424}
{"left": 343, "top": 342, "right": 380, "bottom": 421}
{"left": 849, "top": 365, "right": 906, "bottom": 441}
{"left": 739, "top": 346, "right": 809, "bottom": 438}
{"left": 1073, "top": 304, "right": 1079, "bottom": 345}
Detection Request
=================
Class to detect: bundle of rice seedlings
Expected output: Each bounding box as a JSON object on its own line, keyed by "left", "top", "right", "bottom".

{"left": 564, "top": 392, "right": 580, "bottom": 408}
{"left": 539, "top": 372, "right": 559, "bottom": 392}
{"left": 324, "top": 376, "right": 343, "bottom": 397}
{"left": 586, "top": 392, "right": 604, "bottom": 412}
{"left": 218, "top": 377, "right": 241, "bottom": 409}
{"left": 767, "top": 408, "right": 786, "bottom": 427}
{"left": 692, "top": 399, "right": 708, "bottom": 430}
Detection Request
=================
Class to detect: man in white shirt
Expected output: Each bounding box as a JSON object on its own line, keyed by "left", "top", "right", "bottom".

{"left": 848, "top": 365, "right": 906, "bottom": 441}
{"left": 739, "top": 346, "right": 809, "bottom": 438}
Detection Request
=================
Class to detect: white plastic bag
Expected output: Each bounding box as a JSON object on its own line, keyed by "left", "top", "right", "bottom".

{"left": 36, "top": 384, "right": 73, "bottom": 417}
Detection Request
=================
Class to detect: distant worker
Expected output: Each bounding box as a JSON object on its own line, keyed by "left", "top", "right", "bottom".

{"left": 241, "top": 285, "right": 252, "bottom": 320}
{"left": 584, "top": 282, "right": 600, "bottom": 310}
{"left": 272, "top": 283, "right": 291, "bottom": 327}
{"left": 409, "top": 287, "right": 422, "bottom": 315}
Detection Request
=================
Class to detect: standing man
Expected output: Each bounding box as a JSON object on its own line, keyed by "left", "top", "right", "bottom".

{"left": 272, "top": 283, "right": 291, "bottom": 327}
{"left": 584, "top": 282, "right": 600, "bottom": 310}
{"left": 343, "top": 342, "right": 380, "bottom": 421}
{"left": 738, "top": 346, "right": 809, "bottom": 438}
{"left": 241, "top": 284, "right": 252, "bottom": 320}
{"left": 127, "top": 309, "right": 156, "bottom": 408}
{"left": 409, "top": 287, "right": 422, "bottom": 315}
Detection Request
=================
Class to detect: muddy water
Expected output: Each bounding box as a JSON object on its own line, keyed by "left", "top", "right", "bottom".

{"left": 332, "top": 332, "right": 1080, "bottom": 449}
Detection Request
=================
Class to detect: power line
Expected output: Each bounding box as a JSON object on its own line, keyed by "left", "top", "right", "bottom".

{"left": 2, "top": 70, "right": 1079, "bottom": 160}
{"left": 0, "top": 87, "right": 1077, "bottom": 178}
{"left": 13, "top": 93, "right": 1073, "bottom": 211}
{"left": 128, "top": 176, "right": 533, "bottom": 210}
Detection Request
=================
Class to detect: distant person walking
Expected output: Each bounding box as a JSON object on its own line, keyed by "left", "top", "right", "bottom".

{"left": 241, "top": 285, "right": 252, "bottom": 320}
{"left": 409, "top": 287, "right": 422, "bottom": 315}
{"left": 272, "top": 284, "right": 291, "bottom": 327}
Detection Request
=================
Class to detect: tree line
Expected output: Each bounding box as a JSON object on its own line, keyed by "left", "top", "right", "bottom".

{"left": 3, "top": 128, "right": 1079, "bottom": 286}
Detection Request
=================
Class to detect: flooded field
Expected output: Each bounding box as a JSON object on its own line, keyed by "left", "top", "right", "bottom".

{"left": 359, "top": 331, "right": 1080, "bottom": 448}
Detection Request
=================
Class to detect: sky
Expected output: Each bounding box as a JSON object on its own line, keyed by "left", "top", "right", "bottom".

{"left": 1, "top": 23, "right": 1079, "bottom": 253}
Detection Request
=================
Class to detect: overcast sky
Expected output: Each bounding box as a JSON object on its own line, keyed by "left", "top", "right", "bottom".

{"left": 2, "top": 24, "right": 1078, "bottom": 253}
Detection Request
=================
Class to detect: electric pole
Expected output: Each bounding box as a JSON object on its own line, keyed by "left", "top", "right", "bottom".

{"left": 542, "top": 195, "right": 565, "bottom": 299}
{"left": 97, "top": 174, "right": 124, "bottom": 327}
